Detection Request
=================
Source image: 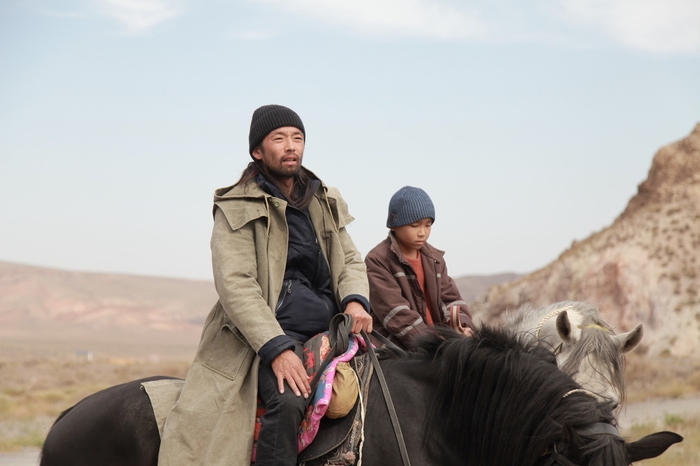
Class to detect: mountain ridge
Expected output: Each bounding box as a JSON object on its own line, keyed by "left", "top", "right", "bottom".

{"left": 472, "top": 123, "right": 700, "bottom": 357}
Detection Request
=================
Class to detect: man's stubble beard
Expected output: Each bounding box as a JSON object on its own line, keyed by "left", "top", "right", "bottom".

{"left": 265, "top": 164, "right": 300, "bottom": 180}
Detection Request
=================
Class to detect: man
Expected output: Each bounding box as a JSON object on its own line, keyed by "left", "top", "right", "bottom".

{"left": 158, "top": 105, "right": 372, "bottom": 466}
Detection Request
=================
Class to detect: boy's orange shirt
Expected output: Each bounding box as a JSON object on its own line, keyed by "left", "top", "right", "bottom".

{"left": 406, "top": 253, "right": 435, "bottom": 327}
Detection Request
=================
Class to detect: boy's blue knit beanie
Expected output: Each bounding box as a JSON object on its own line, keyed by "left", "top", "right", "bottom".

{"left": 386, "top": 186, "right": 435, "bottom": 228}
{"left": 249, "top": 105, "right": 305, "bottom": 156}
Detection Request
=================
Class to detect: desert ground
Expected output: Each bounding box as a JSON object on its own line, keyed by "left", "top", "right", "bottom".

{"left": 1, "top": 332, "right": 698, "bottom": 466}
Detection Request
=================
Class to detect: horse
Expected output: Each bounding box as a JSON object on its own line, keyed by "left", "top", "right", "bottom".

{"left": 503, "top": 301, "right": 643, "bottom": 408}
{"left": 40, "top": 326, "right": 680, "bottom": 466}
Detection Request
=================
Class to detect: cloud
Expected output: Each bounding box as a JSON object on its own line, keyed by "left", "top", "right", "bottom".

{"left": 257, "top": 0, "right": 489, "bottom": 39}
{"left": 560, "top": 0, "right": 700, "bottom": 53}
{"left": 83, "top": 0, "right": 699, "bottom": 52}
{"left": 249, "top": 0, "right": 699, "bottom": 53}
{"left": 96, "top": 0, "right": 182, "bottom": 33}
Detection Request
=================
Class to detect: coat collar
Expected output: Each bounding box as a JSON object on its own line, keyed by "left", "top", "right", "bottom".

{"left": 214, "top": 167, "right": 327, "bottom": 202}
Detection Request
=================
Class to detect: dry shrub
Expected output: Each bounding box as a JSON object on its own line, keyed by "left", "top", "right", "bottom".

{"left": 0, "top": 356, "right": 190, "bottom": 451}
{"left": 626, "top": 354, "right": 700, "bottom": 402}
{"left": 0, "top": 358, "right": 190, "bottom": 422}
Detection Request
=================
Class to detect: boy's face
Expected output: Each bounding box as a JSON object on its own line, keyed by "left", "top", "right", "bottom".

{"left": 391, "top": 218, "right": 433, "bottom": 257}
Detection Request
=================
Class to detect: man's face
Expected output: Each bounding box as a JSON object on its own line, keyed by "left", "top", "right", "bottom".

{"left": 252, "top": 126, "right": 305, "bottom": 179}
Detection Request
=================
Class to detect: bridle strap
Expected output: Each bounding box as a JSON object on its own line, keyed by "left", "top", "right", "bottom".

{"left": 579, "top": 323, "right": 611, "bottom": 333}
{"left": 542, "top": 444, "right": 580, "bottom": 466}
{"left": 562, "top": 388, "right": 605, "bottom": 402}
{"left": 577, "top": 422, "right": 622, "bottom": 438}
{"left": 361, "top": 330, "right": 412, "bottom": 466}
{"left": 542, "top": 390, "right": 622, "bottom": 466}
{"left": 542, "top": 422, "right": 622, "bottom": 465}
{"left": 534, "top": 306, "right": 573, "bottom": 340}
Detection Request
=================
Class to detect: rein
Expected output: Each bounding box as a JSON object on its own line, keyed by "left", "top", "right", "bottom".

{"left": 360, "top": 330, "right": 412, "bottom": 466}
{"left": 307, "top": 317, "right": 411, "bottom": 465}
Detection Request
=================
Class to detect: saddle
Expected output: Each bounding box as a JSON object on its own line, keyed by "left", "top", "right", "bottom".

{"left": 298, "top": 319, "right": 409, "bottom": 465}
{"left": 246, "top": 313, "right": 365, "bottom": 463}
{"left": 298, "top": 353, "right": 373, "bottom": 465}
{"left": 142, "top": 314, "right": 374, "bottom": 465}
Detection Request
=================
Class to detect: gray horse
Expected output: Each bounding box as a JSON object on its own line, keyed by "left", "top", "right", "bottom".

{"left": 503, "top": 301, "right": 643, "bottom": 408}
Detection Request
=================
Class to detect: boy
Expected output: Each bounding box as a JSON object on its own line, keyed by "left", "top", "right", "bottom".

{"left": 365, "top": 186, "right": 474, "bottom": 350}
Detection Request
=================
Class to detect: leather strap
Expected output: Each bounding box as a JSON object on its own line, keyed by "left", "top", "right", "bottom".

{"left": 542, "top": 444, "right": 580, "bottom": 466}
{"left": 308, "top": 313, "right": 354, "bottom": 393}
{"left": 369, "top": 330, "right": 404, "bottom": 352}
{"left": 450, "top": 305, "right": 461, "bottom": 332}
{"left": 361, "top": 330, "right": 412, "bottom": 466}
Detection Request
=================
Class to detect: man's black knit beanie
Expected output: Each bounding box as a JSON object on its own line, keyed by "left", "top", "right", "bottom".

{"left": 248, "top": 105, "right": 306, "bottom": 156}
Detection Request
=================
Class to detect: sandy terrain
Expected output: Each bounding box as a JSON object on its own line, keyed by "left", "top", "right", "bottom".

{"left": 0, "top": 450, "right": 40, "bottom": 466}
{"left": 619, "top": 395, "right": 700, "bottom": 430}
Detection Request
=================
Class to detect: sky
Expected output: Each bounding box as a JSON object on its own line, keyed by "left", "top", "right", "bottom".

{"left": 1, "top": 0, "right": 699, "bottom": 282}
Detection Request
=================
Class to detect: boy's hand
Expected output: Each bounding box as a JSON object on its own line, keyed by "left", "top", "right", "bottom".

{"left": 344, "top": 301, "right": 373, "bottom": 334}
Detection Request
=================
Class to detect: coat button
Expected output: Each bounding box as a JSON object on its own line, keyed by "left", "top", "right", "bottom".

{"left": 274, "top": 201, "right": 280, "bottom": 207}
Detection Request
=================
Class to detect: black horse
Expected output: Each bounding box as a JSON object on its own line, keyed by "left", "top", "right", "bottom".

{"left": 40, "top": 327, "right": 681, "bottom": 466}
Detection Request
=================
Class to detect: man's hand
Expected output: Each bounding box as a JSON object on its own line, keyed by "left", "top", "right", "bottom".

{"left": 459, "top": 326, "right": 474, "bottom": 338}
{"left": 344, "top": 301, "right": 373, "bottom": 334}
{"left": 271, "top": 350, "right": 311, "bottom": 398}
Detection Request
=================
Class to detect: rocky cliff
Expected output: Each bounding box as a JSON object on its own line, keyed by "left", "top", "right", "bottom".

{"left": 472, "top": 124, "right": 700, "bottom": 357}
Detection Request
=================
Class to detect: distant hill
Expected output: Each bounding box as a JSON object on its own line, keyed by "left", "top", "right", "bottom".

{"left": 0, "top": 261, "right": 216, "bottom": 329}
{"left": 0, "top": 260, "right": 513, "bottom": 359}
{"left": 0, "top": 261, "right": 217, "bottom": 360}
{"left": 472, "top": 123, "right": 700, "bottom": 357}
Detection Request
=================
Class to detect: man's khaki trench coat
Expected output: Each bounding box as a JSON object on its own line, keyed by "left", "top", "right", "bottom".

{"left": 158, "top": 176, "right": 369, "bottom": 466}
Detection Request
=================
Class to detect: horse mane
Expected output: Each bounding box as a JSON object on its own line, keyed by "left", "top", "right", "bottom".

{"left": 408, "top": 326, "right": 622, "bottom": 466}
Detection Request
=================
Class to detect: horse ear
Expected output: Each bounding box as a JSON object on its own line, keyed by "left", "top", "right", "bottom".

{"left": 626, "top": 431, "right": 683, "bottom": 462}
{"left": 613, "top": 324, "right": 643, "bottom": 353}
{"left": 555, "top": 311, "right": 573, "bottom": 343}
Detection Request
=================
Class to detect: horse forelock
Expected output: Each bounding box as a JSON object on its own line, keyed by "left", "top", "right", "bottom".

{"left": 415, "top": 326, "right": 619, "bottom": 466}
{"left": 560, "top": 319, "right": 627, "bottom": 405}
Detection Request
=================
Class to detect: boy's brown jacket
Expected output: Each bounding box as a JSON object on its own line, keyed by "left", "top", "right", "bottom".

{"left": 365, "top": 234, "right": 474, "bottom": 350}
